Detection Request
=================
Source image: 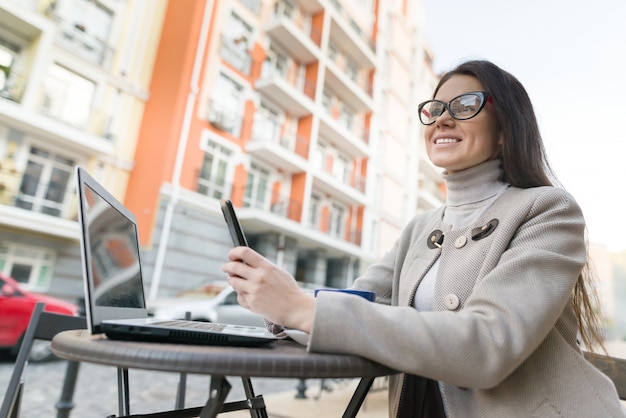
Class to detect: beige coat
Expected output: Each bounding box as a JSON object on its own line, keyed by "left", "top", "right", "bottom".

{"left": 308, "top": 186, "right": 624, "bottom": 417}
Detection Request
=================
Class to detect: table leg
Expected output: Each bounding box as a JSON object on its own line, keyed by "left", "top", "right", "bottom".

{"left": 240, "top": 377, "right": 268, "bottom": 418}
{"left": 198, "top": 376, "right": 231, "bottom": 418}
{"left": 341, "top": 377, "right": 374, "bottom": 418}
{"left": 117, "top": 367, "right": 130, "bottom": 417}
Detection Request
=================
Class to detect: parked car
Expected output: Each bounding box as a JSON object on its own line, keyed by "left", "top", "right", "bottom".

{"left": 147, "top": 281, "right": 265, "bottom": 327}
{"left": 0, "top": 273, "right": 78, "bottom": 362}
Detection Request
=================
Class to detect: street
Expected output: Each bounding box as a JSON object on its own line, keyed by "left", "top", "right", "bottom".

{"left": 0, "top": 353, "right": 326, "bottom": 417}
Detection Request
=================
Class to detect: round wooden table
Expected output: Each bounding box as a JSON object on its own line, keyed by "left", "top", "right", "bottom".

{"left": 52, "top": 330, "right": 396, "bottom": 418}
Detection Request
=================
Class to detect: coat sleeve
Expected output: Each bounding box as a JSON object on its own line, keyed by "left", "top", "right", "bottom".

{"left": 308, "top": 188, "right": 587, "bottom": 389}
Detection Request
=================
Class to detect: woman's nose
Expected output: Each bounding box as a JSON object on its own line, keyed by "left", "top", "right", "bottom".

{"left": 435, "top": 108, "right": 454, "bottom": 127}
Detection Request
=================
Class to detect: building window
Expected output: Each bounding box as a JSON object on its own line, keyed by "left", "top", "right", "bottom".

{"left": 0, "top": 244, "right": 56, "bottom": 291}
{"left": 338, "top": 105, "right": 355, "bottom": 131}
{"left": 15, "top": 146, "right": 75, "bottom": 218}
{"left": 322, "top": 91, "right": 333, "bottom": 113}
{"left": 40, "top": 64, "right": 95, "bottom": 128}
{"left": 313, "top": 142, "right": 327, "bottom": 172}
{"left": 0, "top": 39, "right": 24, "bottom": 102}
{"left": 345, "top": 59, "right": 358, "bottom": 82}
{"left": 309, "top": 194, "right": 320, "bottom": 228}
{"left": 333, "top": 154, "right": 350, "bottom": 184}
{"left": 208, "top": 73, "right": 243, "bottom": 136}
{"left": 222, "top": 12, "right": 253, "bottom": 74}
{"left": 330, "top": 203, "right": 346, "bottom": 239}
{"left": 327, "top": 43, "right": 338, "bottom": 61}
{"left": 244, "top": 163, "right": 270, "bottom": 210}
{"left": 252, "top": 102, "right": 281, "bottom": 143}
{"left": 198, "top": 139, "right": 233, "bottom": 199}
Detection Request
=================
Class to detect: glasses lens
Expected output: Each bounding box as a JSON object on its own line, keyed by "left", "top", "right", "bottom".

{"left": 449, "top": 93, "right": 483, "bottom": 119}
{"left": 419, "top": 101, "right": 444, "bottom": 125}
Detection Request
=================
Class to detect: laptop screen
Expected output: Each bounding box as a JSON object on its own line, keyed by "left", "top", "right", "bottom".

{"left": 76, "top": 167, "right": 148, "bottom": 333}
{"left": 83, "top": 182, "right": 145, "bottom": 309}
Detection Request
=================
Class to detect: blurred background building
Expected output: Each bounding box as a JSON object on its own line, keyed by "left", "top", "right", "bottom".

{"left": 0, "top": 0, "right": 441, "bottom": 302}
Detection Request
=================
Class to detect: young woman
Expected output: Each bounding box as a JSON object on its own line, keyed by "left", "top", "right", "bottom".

{"left": 222, "top": 60, "right": 624, "bottom": 417}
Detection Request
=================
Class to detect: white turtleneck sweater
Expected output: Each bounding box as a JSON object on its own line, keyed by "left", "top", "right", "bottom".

{"left": 414, "top": 159, "right": 509, "bottom": 312}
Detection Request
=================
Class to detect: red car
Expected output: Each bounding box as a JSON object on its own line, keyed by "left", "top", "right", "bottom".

{"left": 0, "top": 273, "right": 78, "bottom": 361}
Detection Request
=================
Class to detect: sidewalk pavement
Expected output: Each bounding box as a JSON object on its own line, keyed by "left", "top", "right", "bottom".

{"left": 225, "top": 379, "right": 388, "bottom": 417}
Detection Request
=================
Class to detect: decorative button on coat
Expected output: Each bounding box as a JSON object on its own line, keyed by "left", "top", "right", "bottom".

{"left": 444, "top": 293, "right": 460, "bottom": 310}
{"left": 454, "top": 236, "right": 467, "bottom": 248}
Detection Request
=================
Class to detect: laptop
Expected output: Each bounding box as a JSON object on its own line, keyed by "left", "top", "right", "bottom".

{"left": 75, "top": 166, "right": 277, "bottom": 347}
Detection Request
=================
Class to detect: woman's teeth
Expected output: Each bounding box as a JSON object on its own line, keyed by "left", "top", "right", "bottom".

{"left": 435, "top": 138, "right": 460, "bottom": 144}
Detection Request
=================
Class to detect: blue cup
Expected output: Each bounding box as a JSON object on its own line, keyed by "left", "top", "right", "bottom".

{"left": 314, "top": 288, "right": 376, "bottom": 302}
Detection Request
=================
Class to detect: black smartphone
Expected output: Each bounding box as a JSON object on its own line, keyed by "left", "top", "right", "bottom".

{"left": 220, "top": 199, "right": 248, "bottom": 247}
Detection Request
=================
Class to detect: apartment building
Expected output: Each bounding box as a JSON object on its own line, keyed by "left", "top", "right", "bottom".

{"left": 0, "top": 0, "right": 439, "bottom": 302}
{"left": 0, "top": 0, "right": 167, "bottom": 300}
{"left": 126, "top": 0, "right": 441, "bottom": 300}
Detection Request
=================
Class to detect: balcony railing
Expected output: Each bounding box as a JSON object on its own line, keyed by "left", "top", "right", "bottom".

{"left": 269, "top": 194, "right": 302, "bottom": 220}
{"left": 206, "top": 100, "right": 242, "bottom": 136}
{"left": 251, "top": 116, "right": 310, "bottom": 157}
{"left": 314, "top": 210, "right": 362, "bottom": 245}
{"left": 329, "top": 0, "right": 376, "bottom": 52}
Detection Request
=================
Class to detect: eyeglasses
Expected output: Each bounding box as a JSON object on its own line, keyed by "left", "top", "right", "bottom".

{"left": 418, "top": 91, "right": 491, "bottom": 125}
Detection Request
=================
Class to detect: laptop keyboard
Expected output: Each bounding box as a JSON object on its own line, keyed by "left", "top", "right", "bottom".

{"left": 154, "top": 320, "right": 227, "bottom": 332}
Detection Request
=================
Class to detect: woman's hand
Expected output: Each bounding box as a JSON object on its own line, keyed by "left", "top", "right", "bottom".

{"left": 221, "top": 246, "right": 315, "bottom": 333}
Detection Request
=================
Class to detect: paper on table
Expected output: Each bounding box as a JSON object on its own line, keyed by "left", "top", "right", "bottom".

{"left": 284, "top": 329, "right": 309, "bottom": 345}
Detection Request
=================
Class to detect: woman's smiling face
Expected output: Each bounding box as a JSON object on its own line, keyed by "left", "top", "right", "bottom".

{"left": 424, "top": 75, "right": 502, "bottom": 173}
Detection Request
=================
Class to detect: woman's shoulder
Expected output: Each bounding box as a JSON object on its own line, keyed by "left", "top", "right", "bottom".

{"left": 506, "top": 185, "right": 579, "bottom": 204}
{"left": 500, "top": 185, "right": 583, "bottom": 217}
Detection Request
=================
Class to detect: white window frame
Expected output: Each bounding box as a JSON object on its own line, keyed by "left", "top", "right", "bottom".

{"left": 209, "top": 72, "right": 244, "bottom": 137}
{"left": 0, "top": 243, "right": 56, "bottom": 291}
{"left": 333, "top": 153, "right": 350, "bottom": 184}
{"left": 309, "top": 194, "right": 321, "bottom": 229}
{"left": 244, "top": 163, "right": 271, "bottom": 210}
{"left": 198, "top": 132, "right": 239, "bottom": 199}
{"left": 330, "top": 203, "right": 346, "bottom": 239}
{"left": 12, "top": 140, "right": 77, "bottom": 218}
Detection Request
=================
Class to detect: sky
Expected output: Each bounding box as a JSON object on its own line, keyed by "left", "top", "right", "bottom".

{"left": 420, "top": 0, "right": 626, "bottom": 252}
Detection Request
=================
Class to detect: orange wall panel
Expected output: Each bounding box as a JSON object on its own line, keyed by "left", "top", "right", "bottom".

{"left": 125, "top": 0, "right": 210, "bottom": 245}
{"left": 289, "top": 173, "right": 306, "bottom": 222}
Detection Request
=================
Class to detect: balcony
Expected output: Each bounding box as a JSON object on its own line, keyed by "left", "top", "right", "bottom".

{"left": 328, "top": 5, "right": 376, "bottom": 68}
{"left": 324, "top": 62, "right": 373, "bottom": 113}
{"left": 265, "top": 12, "right": 319, "bottom": 64}
{"left": 292, "top": 0, "right": 324, "bottom": 14}
{"left": 311, "top": 169, "right": 367, "bottom": 206}
{"left": 255, "top": 64, "right": 315, "bottom": 117}
{"left": 246, "top": 118, "right": 308, "bottom": 174}
{"left": 227, "top": 195, "right": 368, "bottom": 259}
{"left": 314, "top": 210, "right": 362, "bottom": 245}
{"left": 318, "top": 111, "right": 369, "bottom": 157}
{"left": 206, "top": 101, "right": 242, "bottom": 136}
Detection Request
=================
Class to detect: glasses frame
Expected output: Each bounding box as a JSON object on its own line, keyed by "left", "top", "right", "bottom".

{"left": 418, "top": 91, "right": 491, "bottom": 125}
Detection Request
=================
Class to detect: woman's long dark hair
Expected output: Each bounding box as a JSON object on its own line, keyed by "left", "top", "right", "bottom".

{"left": 433, "top": 60, "right": 605, "bottom": 352}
